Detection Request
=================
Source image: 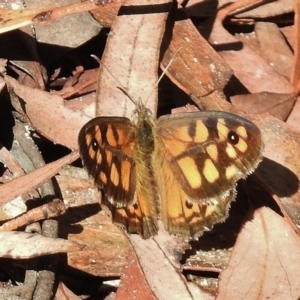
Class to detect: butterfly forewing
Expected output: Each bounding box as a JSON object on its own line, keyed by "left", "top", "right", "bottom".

{"left": 155, "top": 111, "right": 262, "bottom": 204}
{"left": 78, "top": 117, "right": 136, "bottom": 208}
{"left": 153, "top": 111, "right": 262, "bottom": 237}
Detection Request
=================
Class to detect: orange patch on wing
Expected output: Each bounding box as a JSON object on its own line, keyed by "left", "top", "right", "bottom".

{"left": 110, "top": 163, "right": 120, "bottom": 186}
{"left": 166, "top": 185, "right": 185, "bottom": 219}
{"left": 226, "top": 164, "right": 237, "bottom": 180}
{"left": 88, "top": 146, "right": 96, "bottom": 159}
{"left": 237, "top": 126, "right": 248, "bottom": 139}
{"left": 94, "top": 125, "right": 102, "bottom": 144}
{"left": 203, "top": 159, "right": 219, "bottom": 183}
{"left": 106, "top": 150, "right": 113, "bottom": 165}
{"left": 100, "top": 171, "right": 107, "bottom": 184}
{"left": 217, "top": 119, "right": 229, "bottom": 142}
{"left": 206, "top": 144, "right": 218, "bottom": 161}
{"left": 194, "top": 120, "right": 209, "bottom": 143}
{"left": 235, "top": 138, "right": 248, "bottom": 153}
{"left": 106, "top": 125, "right": 117, "bottom": 147}
{"left": 177, "top": 157, "right": 202, "bottom": 189}
{"left": 121, "top": 160, "right": 131, "bottom": 192}
{"left": 165, "top": 139, "right": 187, "bottom": 157}
{"left": 182, "top": 201, "right": 198, "bottom": 219}
{"left": 116, "top": 127, "right": 129, "bottom": 145}
{"left": 173, "top": 126, "right": 193, "bottom": 142}
{"left": 226, "top": 143, "right": 237, "bottom": 158}
{"left": 86, "top": 132, "right": 93, "bottom": 146}
{"left": 96, "top": 150, "right": 102, "bottom": 164}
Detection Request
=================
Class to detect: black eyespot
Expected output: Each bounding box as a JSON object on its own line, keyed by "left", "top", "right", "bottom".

{"left": 91, "top": 138, "right": 99, "bottom": 151}
{"left": 185, "top": 200, "right": 193, "bottom": 209}
{"left": 228, "top": 131, "right": 239, "bottom": 145}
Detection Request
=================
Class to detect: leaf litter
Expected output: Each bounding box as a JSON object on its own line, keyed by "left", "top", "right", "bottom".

{"left": 0, "top": 0, "right": 299, "bottom": 299}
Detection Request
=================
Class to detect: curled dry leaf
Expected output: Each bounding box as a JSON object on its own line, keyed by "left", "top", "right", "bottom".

{"left": 0, "top": 231, "right": 84, "bottom": 259}
{"left": 217, "top": 207, "right": 300, "bottom": 300}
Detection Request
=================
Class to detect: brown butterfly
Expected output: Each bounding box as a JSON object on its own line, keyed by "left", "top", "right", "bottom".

{"left": 78, "top": 101, "right": 262, "bottom": 239}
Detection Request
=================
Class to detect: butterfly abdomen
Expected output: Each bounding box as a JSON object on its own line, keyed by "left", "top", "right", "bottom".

{"left": 133, "top": 118, "right": 159, "bottom": 238}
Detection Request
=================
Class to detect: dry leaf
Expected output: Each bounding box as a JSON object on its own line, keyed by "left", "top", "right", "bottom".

{"left": 0, "top": 1, "right": 112, "bottom": 34}
{"left": 115, "top": 250, "right": 156, "bottom": 300}
{"left": 0, "top": 151, "right": 79, "bottom": 205}
{"left": 255, "top": 22, "right": 293, "bottom": 79}
{"left": 286, "top": 97, "right": 300, "bottom": 130}
{"left": 0, "top": 231, "right": 84, "bottom": 259}
{"left": 4, "top": 75, "right": 89, "bottom": 149}
{"left": 253, "top": 114, "right": 300, "bottom": 230}
{"left": 231, "top": 92, "right": 296, "bottom": 120}
{"left": 96, "top": 0, "right": 173, "bottom": 117}
{"left": 217, "top": 207, "right": 300, "bottom": 300}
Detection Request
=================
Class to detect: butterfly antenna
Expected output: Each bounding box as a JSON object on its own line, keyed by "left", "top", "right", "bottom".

{"left": 144, "top": 47, "right": 183, "bottom": 106}
{"left": 91, "top": 54, "right": 138, "bottom": 106}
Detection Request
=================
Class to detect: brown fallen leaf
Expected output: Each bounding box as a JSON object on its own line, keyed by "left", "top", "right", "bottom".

{"left": 255, "top": 22, "right": 293, "bottom": 79}
{"left": 115, "top": 250, "right": 156, "bottom": 300}
{"left": 200, "top": 3, "right": 294, "bottom": 94}
{"left": 66, "top": 224, "right": 130, "bottom": 277}
{"left": 130, "top": 234, "right": 211, "bottom": 300}
{"left": 4, "top": 75, "right": 89, "bottom": 150}
{"left": 230, "top": 92, "right": 296, "bottom": 121}
{"left": 0, "top": 151, "right": 79, "bottom": 205}
{"left": 233, "top": 0, "right": 293, "bottom": 19}
{"left": 291, "top": 0, "right": 300, "bottom": 87}
{"left": 286, "top": 97, "right": 300, "bottom": 130}
{"left": 57, "top": 173, "right": 131, "bottom": 277}
{"left": 160, "top": 6, "right": 233, "bottom": 111}
{"left": 217, "top": 207, "right": 300, "bottom": 300}
{"left": 96, "top": 0, "right": 173, "bottom": 117}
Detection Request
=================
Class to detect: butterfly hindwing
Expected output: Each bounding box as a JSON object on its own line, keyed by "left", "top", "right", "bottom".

{"left": 78, "top": 117, "right": 136, "bottom": 208}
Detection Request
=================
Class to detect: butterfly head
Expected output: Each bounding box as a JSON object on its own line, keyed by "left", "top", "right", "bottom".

{"left": 132, "top": 100, "right": 153, "bottom": 123}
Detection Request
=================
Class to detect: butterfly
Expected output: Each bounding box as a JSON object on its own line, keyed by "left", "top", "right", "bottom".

{"left": 78, "top": 101, "right": 262, "bottom": 239}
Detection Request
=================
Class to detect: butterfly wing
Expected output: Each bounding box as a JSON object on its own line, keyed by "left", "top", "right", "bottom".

{"left": 78, "top": 117, "right": 136, "bottom": 208}
{"left": 78, "top": 116, "right": 158, "bottom": 238}
{"left": 154, "top": 111, "right": 262, "bottom": 237}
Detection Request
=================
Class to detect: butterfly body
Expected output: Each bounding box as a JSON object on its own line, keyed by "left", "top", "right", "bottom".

{"left": 78, "top": 103, "right": 262, "bottom": 239}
